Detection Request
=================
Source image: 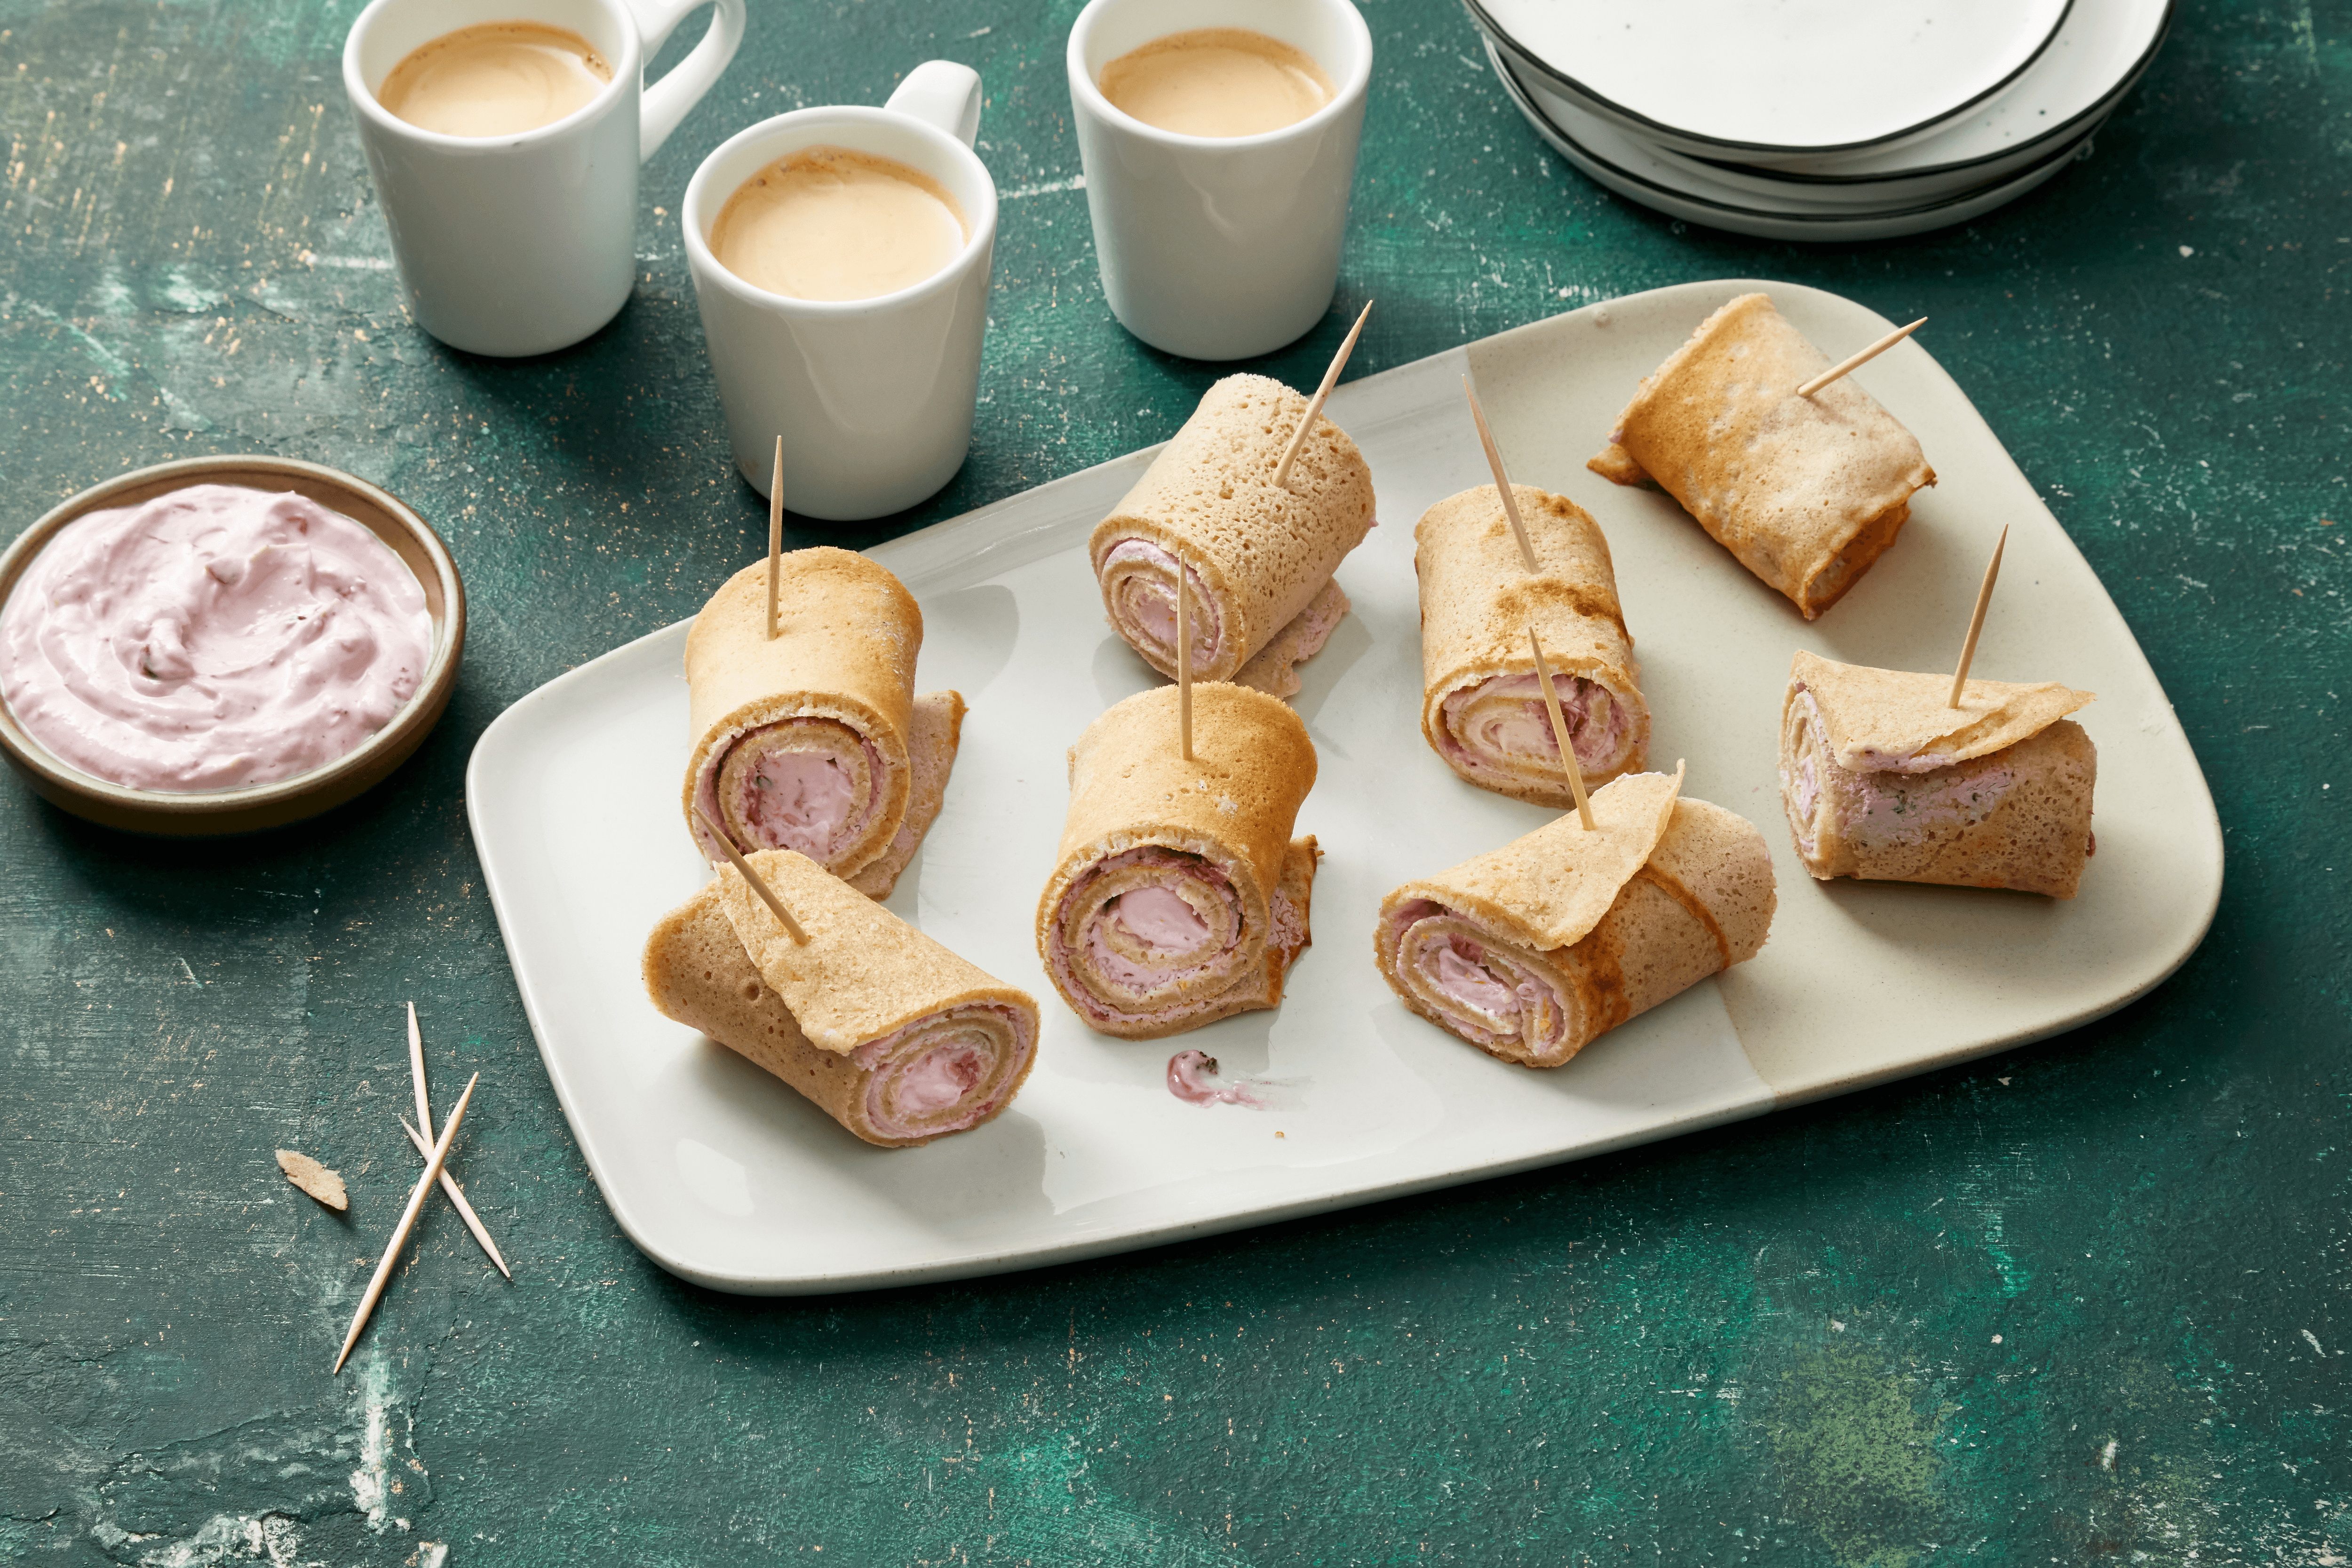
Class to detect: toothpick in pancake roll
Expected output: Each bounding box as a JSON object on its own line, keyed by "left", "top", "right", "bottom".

{"left": 1415, "top": 483, "right": 1651, "bottom": 803}
{"left": 1090, "top": 374, "right": 1376, "bottom": 698}
{"left": 643, "top": 849, "right": 1039, "bottom": 1148}
{"left": 682, "top": 548, "right": 964, "bottom": 898}
{"left": 1377, "top": 767, "right": 1776, "bottom": 1068}
{"left": 1588, "top": 293, "right": 1936, "bottom": 620}
{"left": 1780, "top": 650, "right": 2098, "bottom": 898}
{"left": 1037, "top": 682, "right": 1320, "bottom": 1039}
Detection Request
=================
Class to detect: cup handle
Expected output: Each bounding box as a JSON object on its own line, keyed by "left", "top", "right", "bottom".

{"left": 628, "top": 0, "right": 747, "bottom": 163}
{"left": 883, "top": 60, "right": 983, "bottom": 148}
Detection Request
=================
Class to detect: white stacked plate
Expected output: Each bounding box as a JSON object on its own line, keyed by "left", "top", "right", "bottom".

{"left": 1468, "top": 0, "right": 2173, "bottom": 240}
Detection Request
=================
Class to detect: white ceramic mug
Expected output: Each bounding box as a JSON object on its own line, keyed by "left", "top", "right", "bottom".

{"left": 1066, "top": 0, "right": 1373, "bottom": 361}
{"left": 681, "top": 62, "right": 998, "bottom": 522}
{"left": 344, "top": 0, "right": 745, "bottom": 358}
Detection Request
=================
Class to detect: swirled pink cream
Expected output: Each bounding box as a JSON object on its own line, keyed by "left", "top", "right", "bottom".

{"left": 0, "top": 483, "right": 430, "bottom": 792}
{"left": 849, "top": 1002, "right": 1035, "bottom": 1141}
{"left": 1438, "top": 672, "right": 1632, "bottom": 776}
{"left": 1100, "top": 539, "right": 1223, "bottom": 670}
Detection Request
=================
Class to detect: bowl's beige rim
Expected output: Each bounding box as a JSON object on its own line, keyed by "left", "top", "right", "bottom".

{"left": 0, "top": 454, "right": 466, "bottom": 837}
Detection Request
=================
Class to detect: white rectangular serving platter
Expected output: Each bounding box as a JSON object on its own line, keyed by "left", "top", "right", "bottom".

{"left": 467, "top": 280, "right": 2221, "bottom": 1295}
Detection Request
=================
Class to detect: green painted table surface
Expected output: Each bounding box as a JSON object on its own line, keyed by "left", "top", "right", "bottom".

{"left": 1, "top": 0, "right": 2346, "bottom": 1561}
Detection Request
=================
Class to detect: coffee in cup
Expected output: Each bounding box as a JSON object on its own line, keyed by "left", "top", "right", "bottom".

{"left": 377, "top": 22, "right": 614, "bottom": 138}
{"left": 708, "top": 147, "right": 967, "bottom": 302}
{"left": 1097, "top": 27, "right": 1333, "bottom": 137}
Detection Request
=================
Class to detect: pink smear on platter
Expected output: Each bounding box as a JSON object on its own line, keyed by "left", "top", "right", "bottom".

{"left": 1166, "top": 1048, "right": 1262, "bottom": 1108}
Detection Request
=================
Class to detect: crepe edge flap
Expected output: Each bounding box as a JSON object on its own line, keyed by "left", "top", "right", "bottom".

{"left": 1792, "top": 650, "right": 2094, "bottom": 774}
{"left": 1393, "top": 762, "right": 1685, "bottom": 952}
{"left": 716, "top": 848, "right": 1030, "bottom": 1054}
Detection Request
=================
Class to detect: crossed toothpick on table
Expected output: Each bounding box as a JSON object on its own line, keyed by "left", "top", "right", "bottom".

{"left": 333, "top": 1002, "right": 510, "bottom": 1374}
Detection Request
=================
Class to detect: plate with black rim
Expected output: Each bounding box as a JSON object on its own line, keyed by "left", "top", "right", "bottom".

{"left": 1464, "top": 0, "right": 2073, "bottom": 158}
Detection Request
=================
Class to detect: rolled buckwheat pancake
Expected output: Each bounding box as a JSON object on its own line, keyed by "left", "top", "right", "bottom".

{"left": 1416, "top": 483, "right": 1651, "bottom": 803}
{"left": 1780, "top": 649, "right": 2098, "bottom": 898}
{"left": 644, "top": 849, "right": 1039, "bottom": 1148}
{"left": 1090, "top": 374, "right": 1376, "bottom": 689}
{"left": 1588, "top": 293, "right": 1935, "bottom": 619}
{"left": 683, "top": 550, "right": 962, "bottom": 896}
{"left": 1378, "top": 767, "right": 1776, "bottom": 1068}
{"left": 1037, "top": 682, "right": 1320, "bottom": 1039}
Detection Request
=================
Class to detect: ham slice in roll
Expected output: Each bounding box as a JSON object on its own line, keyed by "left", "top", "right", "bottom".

{"left": 1091, "top": 374, "right": 1375, "bottom": 690}
{"left": 1589, "top": 293, "right": 1935, "bottom": 619}
{"left": 1378, "top": 767, "right": 1776, "bottom": 1068}
{"left": 643, "top": 849, "right": 1038, "bottom": 1148}
{"left": 683, "top": 549, "right": 961, "bottom": 897}
{"left": 1780, "top": 650, "right": 2097, "bottom": 897}
{"left": 1037, "top": 682, "right": 1319, "bottom": 1039}
{"left": 1416, "top": 483, "right": 1650, "bottom": 803}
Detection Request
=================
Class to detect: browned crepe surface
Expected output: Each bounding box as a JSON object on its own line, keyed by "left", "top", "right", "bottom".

{"left": 1089, "top": 374, "right": 1376, "bottom": 681}
{"left": 641, "top": 878, "right": 1037, "bottom": 1148}
{"left": 846, "top": 690, "right": 965, "bottom": 898}
{"left": 1790, "top": 648, "right": 2093, "bottom": 771}
{"left": 716, "top": 849, "right": 1032, "bottom": 1053}
{"left": 1377, "top": 796, "right": 1775, "bottom": 1069}
{"left": 1388, "top": 766, "right": 1685, "bottom": 952}
{"left": 1414, "top": 483, "right": 1652, "bottom": 797}
{"left": 682, "top": 549, "right": 918, "bottom": 877}
{"left": 1587, "top": 293, "right": 1935, "bottom": 619}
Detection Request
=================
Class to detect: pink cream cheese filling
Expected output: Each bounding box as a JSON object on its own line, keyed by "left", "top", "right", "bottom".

{"left": 739, "top": 749, "right": 858, "bottom": 855}
{"left": 1050, "top": 846, "right": 1276, "bottom": 1029}
{"left": 691, "top": 719, "right": 886, "bottom": 863}
{"left": 1440, "top": 672, "right": 1631, "bottom": 776}
{"left": 1785, "top": 682, "right": 2019, "bottom": 856}
{"left": 1383, "top": 900, "right": 1568, "bottom": 1055}
{"left": 1100, "top": 539, "right": 1222, "bottom": 669}
{"left": 1112, "top": 884, "right": 1210, "bottom": 949}
{"left": 850, "top": 1004, "right": 1035, "bottom": 1140}
{"left": 0, "top": 483, "right": 430, "bottom": 792}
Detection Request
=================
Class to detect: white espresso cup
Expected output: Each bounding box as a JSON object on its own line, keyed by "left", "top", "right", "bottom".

{"left": 1066, "top": 0, "right": 1372, "bottom": 361}
{"left": 344, "top": 0, "right": 745, "bottom": 358}
{"left": 681, "top": 62, "right": 998, "bottom": 522}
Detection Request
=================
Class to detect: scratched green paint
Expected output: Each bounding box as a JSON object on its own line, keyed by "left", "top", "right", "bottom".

{"left": 1, "top": 0, "right": 2348, "bottom": 1562}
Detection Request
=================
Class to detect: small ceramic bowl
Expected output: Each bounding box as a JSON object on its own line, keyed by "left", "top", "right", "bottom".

{"left": 0, "top": 454, "right": 466, "bottom": 836}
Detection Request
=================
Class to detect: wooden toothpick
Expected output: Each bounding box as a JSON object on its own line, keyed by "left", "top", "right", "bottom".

{"left": 765, "top": 435, "right": 784, "bottom": 641}
{"left": 1464, "top": 376, "right": 1539, "bottom": 574}
{"left": 696, "top": 803, "right": 809, "bottom": 943}
{"left": 334, "top": 1072, "right": 477, "bottom": 1375}
{"left": 1948, "top": 524, "right": 2009, "bottom": 708}
{"left": 1528, "top": 627, "right": 1596, "bottom": 832}
{"left": 399, "top": 1118, "right": 509, "bottom": 1279}
{"left": 1272, "top": 300, "right": 1374, "bottom": 490}
{"left": 406, "top": 1004, "right": 509, "bottom": 1278}
{"left": 1795, "top": 316, "right": 1927, "bottom": 398}
{"left": 1176, "top": 575, "right": 1193, "bottom": 761}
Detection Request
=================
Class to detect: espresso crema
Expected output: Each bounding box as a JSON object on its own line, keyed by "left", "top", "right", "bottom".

{"left": 378, "top": 22, "right": 613, "bottom": 138}
{"left": 1098, "top": 27, "right": 1334, "bottom": 137}
{"left": 709, "top": 147, "right": 967, "bottom": 302}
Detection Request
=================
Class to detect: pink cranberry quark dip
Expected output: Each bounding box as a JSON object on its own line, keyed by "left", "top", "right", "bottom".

{"left": 0, "top": 483, "right": 432, "bottom": 793}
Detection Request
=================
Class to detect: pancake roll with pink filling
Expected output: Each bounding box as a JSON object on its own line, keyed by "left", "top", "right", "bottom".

{"left": 1377, "top": 768, "right": 1775, "bottom": 1068}
{"left": 1037, "top": 683, "right": 1319, "bottom": 1039}
{"left": 1780, "top": 650, "right": 2097, "bottom": 897}
{"left": 643, "top": 849, "right": 1038, "bottom": 1148}
{"left": 1089, "top": 374, "right": 1375, "bottom": 697}
{"left": 1588, "top": 293, "right": 1935, "bottom": 619}
{"left": 1416, "top": 483, "right": 1651, "bottom": 803}
{"left": 683, "top": 548, "right": 963, "bottom": 899}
